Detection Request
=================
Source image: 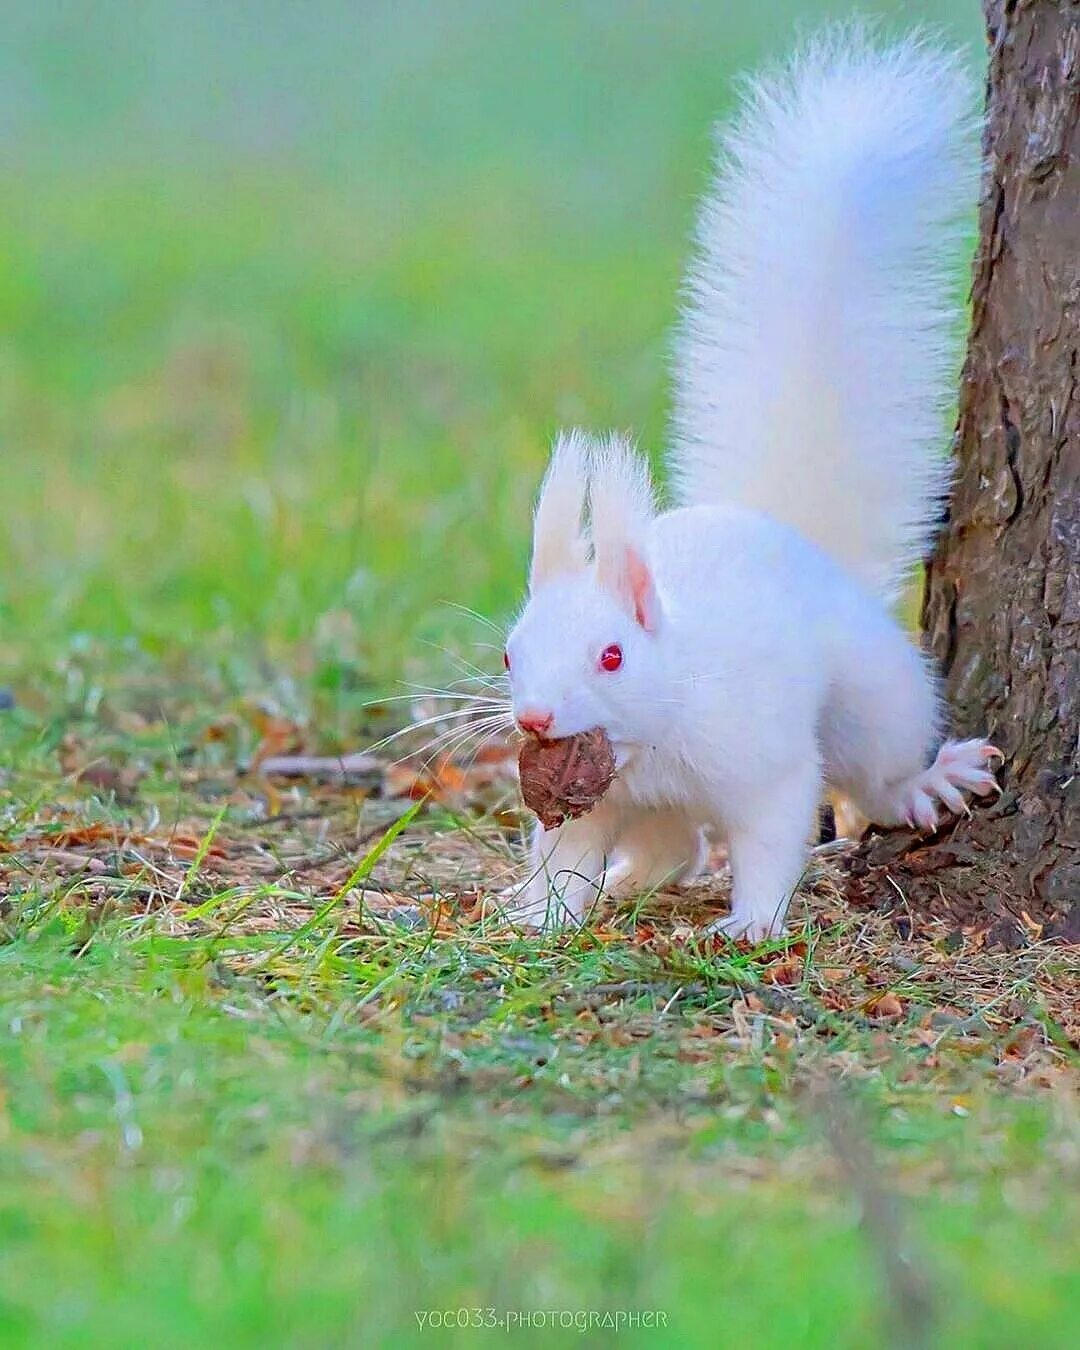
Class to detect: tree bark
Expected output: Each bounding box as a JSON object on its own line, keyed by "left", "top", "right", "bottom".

{"left": 921, "top": 0, "right": 1080, "bottom": 939}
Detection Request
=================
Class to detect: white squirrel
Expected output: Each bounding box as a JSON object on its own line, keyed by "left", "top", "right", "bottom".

{"left": 501, "top": 30, "right": 1000, "bottom": 939}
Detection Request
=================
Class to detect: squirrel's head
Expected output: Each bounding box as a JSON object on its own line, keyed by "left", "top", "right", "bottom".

{"left": 505, "top": 431, "right": 668, "bottom": 751}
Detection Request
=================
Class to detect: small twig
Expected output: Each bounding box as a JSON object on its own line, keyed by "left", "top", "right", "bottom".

{"left": 254, "top": 752, "right": 382, "bottom": 784}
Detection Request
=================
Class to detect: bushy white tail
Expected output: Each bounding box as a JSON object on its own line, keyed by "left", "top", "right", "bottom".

{"left": 670, "top": 30, "right": 977, "bottom": 600}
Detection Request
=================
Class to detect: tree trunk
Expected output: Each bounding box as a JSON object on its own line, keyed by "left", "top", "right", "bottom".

{"left": 921, "top": 0, "right": 1080, "bottom": 940}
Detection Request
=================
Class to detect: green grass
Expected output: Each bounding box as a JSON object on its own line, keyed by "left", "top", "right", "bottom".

{"left": 3, "top": 2, "right": 1078, "bottom": 1346}
{"left": 1, "top": 698, "right": 1076, "bottom": 1347}
{"left": 0, "top": 918, "right": 1076, "bottom": 1349}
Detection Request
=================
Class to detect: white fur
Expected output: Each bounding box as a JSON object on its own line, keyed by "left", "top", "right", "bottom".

{"left": 529, "top": 429, "right": 589, "bottom": 591}
{"left": 504, "top": 32, "right": 994, "bottom": 941}
{"left": 672, "top": 29, "right": 976, "bottom": 602}
{"left": 587, "top": 434, "right": 656, "bottom": 585}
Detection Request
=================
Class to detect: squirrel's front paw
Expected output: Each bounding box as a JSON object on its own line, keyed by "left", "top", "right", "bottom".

{"left": 496, "top": 881, "right": 577, "bottom": 931}
{"left": 703, "top": 908, "right": 786, "bottom": 944}
{"left": 601, "top": 859, "right": 651, "bottom": 901}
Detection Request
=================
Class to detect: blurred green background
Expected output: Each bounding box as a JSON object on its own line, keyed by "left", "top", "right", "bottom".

{"left": 0, "top": 0, "right": 977, "bottom": 691}
{"left": 1, "top": 0, "right": 979, "bottom": 695}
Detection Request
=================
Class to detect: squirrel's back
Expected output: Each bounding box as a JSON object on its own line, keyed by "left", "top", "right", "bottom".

{"left": 670, "top": 29, "right": 977, "bottom": 602}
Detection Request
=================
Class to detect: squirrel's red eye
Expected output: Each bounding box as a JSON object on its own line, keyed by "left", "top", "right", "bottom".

{"left": 599, "top": 643, "right": 623, "bottom": 673}
{"left": 503, "top": 650, "right": 510, "bottom": 671}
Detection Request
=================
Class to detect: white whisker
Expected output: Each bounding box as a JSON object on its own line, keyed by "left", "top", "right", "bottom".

{"left": 402, "top": 679, "right": 508, "bottom": 703}
{"left": 436, "top": 600, "right": 506, "bottom": 636}
{"left": 366, "top": 690, "right": 505, "bottom": 707}
{"left": 418, "top": 641, "right": 507, "bottom": 691}
{"left": 399, "top": 714, "right": 515, "bottom": 773}
{"left": 363, "top": 706, "right": 509, "bottom": 757}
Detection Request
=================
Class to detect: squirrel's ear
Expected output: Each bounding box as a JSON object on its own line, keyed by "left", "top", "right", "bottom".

{"left": 600, "top": 543, "right": 662, "bottom": 633}
{"left": 529, "top": 430, "right": 589, "bottom": 592}
{"left": 590, "top": 435, "right": 662, "bottom": 632}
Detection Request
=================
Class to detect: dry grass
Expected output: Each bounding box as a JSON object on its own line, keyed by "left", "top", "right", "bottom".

{"left": 4, "top": 728, "right": 1076, "bottom": 1108}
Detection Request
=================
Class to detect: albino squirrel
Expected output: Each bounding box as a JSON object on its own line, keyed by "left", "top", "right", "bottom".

{"left": 502, "top": 31, "right": 999, "bottom": 939}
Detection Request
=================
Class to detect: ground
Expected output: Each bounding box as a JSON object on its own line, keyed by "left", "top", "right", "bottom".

{"left": 1, "top": 680, "right": 1077, "bottom": 1346}
{"left": 2, "top": 2, "right": 1077, "bottom": 1346}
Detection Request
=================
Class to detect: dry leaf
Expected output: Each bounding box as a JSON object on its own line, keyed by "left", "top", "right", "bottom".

{"left": 383, "top": 756, "right": 468, "bottom": 804}
{"left": 249, "top": 707, "right": 306, "bottom": 764}
{"left": 763, "top": 957, "right": 802, "bottom": 986}
{"left": 864, "top": 991, "right": 905, "bottom": 1020}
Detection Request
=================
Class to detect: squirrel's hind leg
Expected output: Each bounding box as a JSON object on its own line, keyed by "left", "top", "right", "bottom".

{"left": 604, "top": 808, "right": 706, "bottom": 900}
{"left": 852, "top": 738, "right": 1002, "bottom": 833}
{"left": 823, "top": 622, "right": 1000, "bottom": 833}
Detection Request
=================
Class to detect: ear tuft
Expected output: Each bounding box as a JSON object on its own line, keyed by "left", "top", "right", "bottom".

{"left": 590, "top": 435, "right": 662, "bottom": 631}
{"left": 529, "top": 430, "right": 589, "bottom": 592}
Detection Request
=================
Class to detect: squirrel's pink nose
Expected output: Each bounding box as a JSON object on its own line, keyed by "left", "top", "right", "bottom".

{"left": 517, "top": 709, "right": 554, "bottom": 738}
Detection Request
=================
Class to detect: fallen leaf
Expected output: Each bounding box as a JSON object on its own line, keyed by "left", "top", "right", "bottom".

{"left": 76, "top": 762, "right": 133, "bottom": 795}
{"left": 383, "top": 756, "right": 468, "bottom": 804}
{"left": 1002, "top": 1024, "right": 1040, "bottom": 1059}
{"left": 763, "top": 957, "right": 802, "bottom": 986}
{"left": 677, "top": 1044, "right": 716, "bottom": 1064}
{"left": 684, "top": 1022, "right": 721, "bottom": 1040}
{"left": 864, "top": 991, "right": 905, "bottom": 1020}
{"left": 61, "top": 827, "right": 117, "bottom": 849}
{"left": 249, "top": 707, "right": 306, "bottom": 763}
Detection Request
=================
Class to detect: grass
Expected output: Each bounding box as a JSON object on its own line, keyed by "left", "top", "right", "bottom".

{"left": 2, "top": 704, "right": 1077, "bottom": 1346}
{"left": 1, "top": 891, "right": 1076, "bottom": 1348}
{"left": 2, "top": 1, "right": 1078, "bottom": 1346}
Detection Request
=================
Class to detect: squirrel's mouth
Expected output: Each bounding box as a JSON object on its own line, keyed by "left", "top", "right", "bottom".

{"left": 516, "top": 727, "right": 555, "bottom": 745}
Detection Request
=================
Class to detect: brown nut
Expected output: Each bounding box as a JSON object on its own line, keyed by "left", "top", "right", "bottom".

{"left": 518, "top": 726, "right": 616, "bottom": 830}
